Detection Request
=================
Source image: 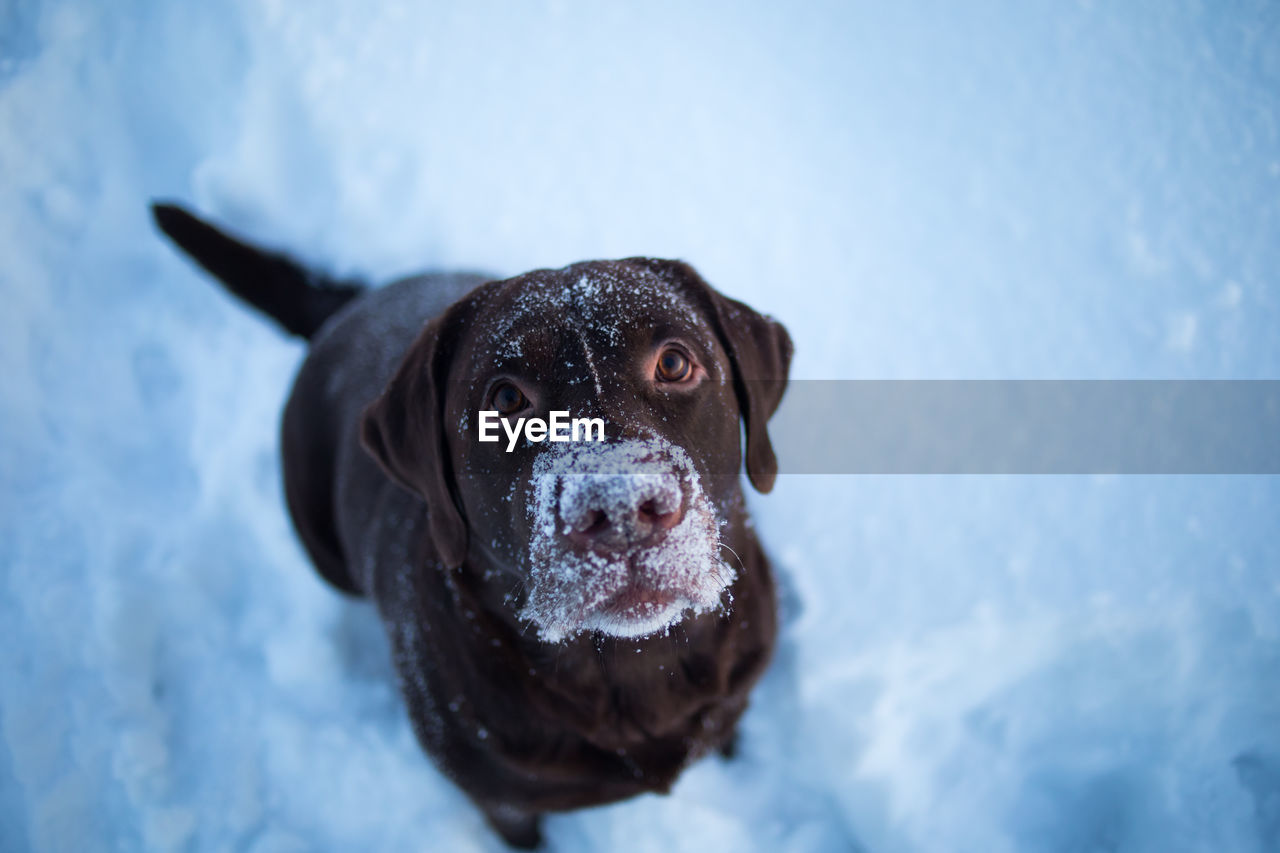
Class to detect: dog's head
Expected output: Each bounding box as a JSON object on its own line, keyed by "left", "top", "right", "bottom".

{"left": 361, "top": 259, "right": 791, "bottom": 641}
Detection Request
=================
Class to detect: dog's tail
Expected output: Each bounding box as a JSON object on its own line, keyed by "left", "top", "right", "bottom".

{"left": 151, "top": 202, "right": 365, "bottom": 340}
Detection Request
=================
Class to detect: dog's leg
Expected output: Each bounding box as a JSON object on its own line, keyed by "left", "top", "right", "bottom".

{"left": 482, "top": 803, "right": 543, "bottom": 850}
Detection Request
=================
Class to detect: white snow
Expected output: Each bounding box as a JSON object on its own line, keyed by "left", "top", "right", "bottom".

{"left": 2, "top": 1, "right": 1279, "bottom": 852}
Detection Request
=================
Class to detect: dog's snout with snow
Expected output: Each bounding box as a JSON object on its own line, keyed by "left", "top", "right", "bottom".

{"left": 522, "top": 440, "right": 734, "bottom": 642}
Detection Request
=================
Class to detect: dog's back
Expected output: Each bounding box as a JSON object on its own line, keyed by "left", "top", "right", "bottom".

{"left": 284, "top": 273, "right": 487, "bottom": 594}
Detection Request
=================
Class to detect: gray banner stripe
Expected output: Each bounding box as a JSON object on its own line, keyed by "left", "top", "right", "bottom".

{"left": 770, "top": 381, "right": 1280, "bottom": 474}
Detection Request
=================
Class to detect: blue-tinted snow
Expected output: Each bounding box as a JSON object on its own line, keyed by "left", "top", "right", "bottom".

{"left": 1, "top": 1, "right": 1278, "bottom": 851}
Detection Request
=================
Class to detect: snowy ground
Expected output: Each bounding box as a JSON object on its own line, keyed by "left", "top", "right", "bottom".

{"left": 2, "top": 1, "right": 1279, "bottom": 851}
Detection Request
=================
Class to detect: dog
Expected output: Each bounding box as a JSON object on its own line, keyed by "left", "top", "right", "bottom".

{"left": 152, "top": 203, "right": 792, "bottom": 848}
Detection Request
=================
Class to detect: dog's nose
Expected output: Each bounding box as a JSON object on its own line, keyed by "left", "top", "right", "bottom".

{"left": 559, "top": 473, "right": 685, "bottom": 552}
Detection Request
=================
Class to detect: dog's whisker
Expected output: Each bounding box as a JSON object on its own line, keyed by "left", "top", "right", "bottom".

{"left": 720, "top": 542, "right": 746, "bottom": 576}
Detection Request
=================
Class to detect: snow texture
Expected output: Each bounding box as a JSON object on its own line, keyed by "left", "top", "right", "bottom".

{"left": 521, "top": 438, "right": 732, "bottom": 642}
{"left": 2, "top": 1, "right": 1279, "bottom": 852}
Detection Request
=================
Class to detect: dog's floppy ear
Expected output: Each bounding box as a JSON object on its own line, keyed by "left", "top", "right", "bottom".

{"left": 630, "top": 259, "right": 794, "bottom": 493}
{"left": 360, "top": 301, "right": 473, "bottom": 569}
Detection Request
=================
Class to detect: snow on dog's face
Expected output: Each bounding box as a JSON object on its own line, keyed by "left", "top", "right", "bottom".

{"left": 361, "top": 258, "right": 792, "bottom": 642}
{"left": 523, "top": 438, "right": 733, "bottom": 641}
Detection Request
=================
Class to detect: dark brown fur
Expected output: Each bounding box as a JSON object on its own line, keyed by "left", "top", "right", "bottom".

{"left": 154, "top": 205, "right": 792, "bottom": 848}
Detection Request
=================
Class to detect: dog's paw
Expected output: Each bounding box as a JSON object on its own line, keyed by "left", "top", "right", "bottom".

{"left": 483, "top": 803, "right": 544, "bottom": 850}
{"left": 717, "top": 730, "right": 740, "bottom": 760}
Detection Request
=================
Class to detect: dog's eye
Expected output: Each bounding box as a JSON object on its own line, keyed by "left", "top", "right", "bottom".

{"left": 490, "top": 382, "right": 529, "bottom": 415}
{"left": 655, "top": 347, "right": 693, "bottom": 383}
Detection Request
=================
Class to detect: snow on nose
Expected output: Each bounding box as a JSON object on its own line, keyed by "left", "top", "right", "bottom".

{"left": 558, "top": 471, "right": 685, "bottom": 551}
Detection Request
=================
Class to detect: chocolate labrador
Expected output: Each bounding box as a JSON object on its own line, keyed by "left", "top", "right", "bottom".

{"left": 152, "top": 203, "right": 792, "bottom": 848}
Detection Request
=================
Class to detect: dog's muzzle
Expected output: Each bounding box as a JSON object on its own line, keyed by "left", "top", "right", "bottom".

{"left": 521, "top": 439, "right": 733, "bottom": 642}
